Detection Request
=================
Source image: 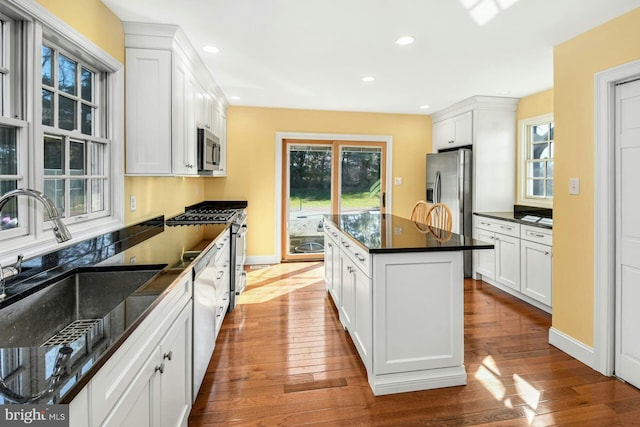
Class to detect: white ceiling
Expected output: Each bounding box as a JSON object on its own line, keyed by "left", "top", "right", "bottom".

{"left": 102, "top": 0, "right": 640, "bottom": 115}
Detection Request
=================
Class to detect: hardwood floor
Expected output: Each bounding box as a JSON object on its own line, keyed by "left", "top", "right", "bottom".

{"left": 189, "top": 262, "right": 640, "bottom": 426}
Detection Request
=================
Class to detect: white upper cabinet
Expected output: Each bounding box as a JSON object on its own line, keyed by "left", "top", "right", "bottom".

{"left": 432, "top": 111, "right": 473, "bottom": 151}
{"left": 431, "top": 96, "right": 519, "bottom": 214}
{"left": 124, "top": 22, "right": 228, "bottom": 176}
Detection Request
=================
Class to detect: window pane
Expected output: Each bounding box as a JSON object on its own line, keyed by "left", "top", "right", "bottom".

{"left": 0, "top": 181, "right": 18, "bottom": 229}
{"left": 58, "top": 54, "right": 76, "bottom": 95}
{"left": 42, "top": 45, "right": 53, "bottom": 87}
{"left": 70, "top": 179, "right": 86, "bottom": 216}
{"left": 546, "top": 180, "right": 553, "bottom": 197}
{"left": 44, "top": 179, "right": 65, "bottom": 216}
{"left": 44, "top": 135, "right": 64, "bottom": 175}
{"left": 532, "top": 124, "right": 549, "bottom": 142}
{"left": 91, "top": 142, "right": 105, "bottom": 175}
{"left": 81, "top": 68, "right": 93, "bottom": 102}
{"left": 529, "top": 161, "right": 544, "bottom": 178}
{"left": 549, "top": 123, "right": 554, "bottom": 141}
{"left": 91, "top": 179, "right": 104, "bottom": 212}
{"left": 532, "top": 142, "right": 549, "bottom": 160}
{"left": 81, "top": 104, "right": 92, "bottom": 135}
{"left": 0, "top": 127, "right": 17, "bottom": 175}
{"left": 70, "top": 141, "right": 85, "bottom": 175}
{"left": 530, "top": 179, "right": 544, "bottom": 197}
{"left": 42, "top": 90, "right": 53, "bottom": 126}
{"left": 58, "top": 95, "right": 76, "bottom": 130}
{"left": 547, "top": 160, "right": 554, "bottom": 178}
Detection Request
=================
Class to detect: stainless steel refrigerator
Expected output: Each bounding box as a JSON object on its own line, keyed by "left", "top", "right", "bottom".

{"left": 426, "top": 148, "right": 472, "bottom": 276}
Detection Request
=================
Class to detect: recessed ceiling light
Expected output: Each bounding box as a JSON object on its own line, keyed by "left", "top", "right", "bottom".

{"left": 202, "top": 45, "right": 219, "bottom": 54}
{"left": 230, "top": 96, "right": 241, "bottom": 101}
{"left": 362, "top": 76, "right": 375, "bottom": 83}
{"left": 395, "top": 36, "right": 415, "bottom": 46}
{"left": 419, "top": 105, "right": 430, "bottom": 109}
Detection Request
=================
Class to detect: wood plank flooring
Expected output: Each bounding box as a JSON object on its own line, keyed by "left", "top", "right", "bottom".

{"left": 188, "top": 262, "right": 640, "bottom": 426}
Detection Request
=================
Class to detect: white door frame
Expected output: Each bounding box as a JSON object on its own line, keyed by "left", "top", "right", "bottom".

{"left": 594, "top": 59, "right": 640, "bottom": 376}
{"left": 274, "top": 132, "right": 393, "bottom": 263}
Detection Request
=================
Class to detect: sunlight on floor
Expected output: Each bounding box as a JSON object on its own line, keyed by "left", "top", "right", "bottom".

{"left": 238, "top": 263, "right": 324, "bottom": 304}
{"left": 474, "top": 355, "right": 544, "bottom": 425}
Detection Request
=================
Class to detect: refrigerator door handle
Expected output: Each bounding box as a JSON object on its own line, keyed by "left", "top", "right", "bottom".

{"left": 435, "top": 171, "right": 441, "bottom": 203}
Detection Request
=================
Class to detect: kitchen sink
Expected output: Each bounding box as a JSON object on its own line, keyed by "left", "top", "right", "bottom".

{"left": 0, "top": 265, "right": 166, "bottom": 348}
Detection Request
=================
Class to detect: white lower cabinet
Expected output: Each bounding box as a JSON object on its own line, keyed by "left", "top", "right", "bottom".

{"left": 520, "top": 226, "right": 553, "bottom": 307}
{"left": 87, "top": 273, "right": 193, "bottom": 427}
{"left": 473, "top": 215, "right": 552, "bottom": 312}
{"left": 323, "top": 223, "right": 341, "bottom": 305}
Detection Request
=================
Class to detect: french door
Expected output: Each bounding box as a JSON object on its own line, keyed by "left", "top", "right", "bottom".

{"left": 282, "top": 139, "right": 386, "bottom": 261}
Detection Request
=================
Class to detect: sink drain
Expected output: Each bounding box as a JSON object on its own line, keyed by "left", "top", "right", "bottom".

{"left": 41, "top": 319, "right": 102, "bottom": 347}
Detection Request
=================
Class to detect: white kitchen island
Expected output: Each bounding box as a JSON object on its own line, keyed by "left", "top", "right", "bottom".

{"left": 323, "top": 213, "right": 492, "bottom": 395}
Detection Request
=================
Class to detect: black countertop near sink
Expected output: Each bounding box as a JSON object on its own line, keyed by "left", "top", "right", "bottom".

{"left": 324, "top": 213, "right": 493, "bottom": 253}
{"left": 0, "top": 215, "right": 231, "bottom": 405}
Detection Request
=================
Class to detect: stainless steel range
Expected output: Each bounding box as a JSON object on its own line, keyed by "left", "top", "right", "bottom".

{"left": 166, "top": 201, "right": 247, "bottom": 310}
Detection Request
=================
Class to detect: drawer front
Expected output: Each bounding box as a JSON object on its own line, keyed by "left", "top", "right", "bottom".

{"left": 339, "top": 234, "right": 371, "bottom": 277}
{"left": 473, "top": 216, "right": 520, "bottom": 238}
{"left": 521, "top": 224, "right": 553, "bottom": 246}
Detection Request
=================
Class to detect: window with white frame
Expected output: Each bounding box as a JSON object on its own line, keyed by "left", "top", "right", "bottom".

{"left": 519, "top": 114, "right": 554, "bottom": 205}
{"left": 0, "top": 0, "right": 123, "bottom": 256}
{"left": 41, "top": 44, "right": 109, "bottom": 220}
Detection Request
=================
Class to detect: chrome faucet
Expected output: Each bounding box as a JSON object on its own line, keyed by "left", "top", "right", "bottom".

{"left": 0, "top": 188, "right": 72, "bottom": 299}
{"left": 0, "top": 188, "right": 72, "bottom": 243}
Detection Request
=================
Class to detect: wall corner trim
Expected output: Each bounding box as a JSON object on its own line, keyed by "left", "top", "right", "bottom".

{"left": 549, "top": 327, "right": 596, "bottom": 370}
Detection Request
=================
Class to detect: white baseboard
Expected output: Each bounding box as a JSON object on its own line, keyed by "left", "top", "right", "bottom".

{"left": 246, "top": 255, "right": 279, "bottom": 266}
{"left": 548, "top": 327, "right": 596, "bottom": 370}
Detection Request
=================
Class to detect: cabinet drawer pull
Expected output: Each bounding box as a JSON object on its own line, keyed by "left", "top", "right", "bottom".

{"left": 327, "top": 242, "right": 332, "bottom": 248}
{"left": 355, "top": 253, "right": 366, "bottom": 262}
{"left": 499, "top": 225, "right": 512, "bottom": 230}
{"left": 163, "top": 351, "right": 173, "bottom": 361}
{"left": 216, "top": 271, "right": 224, "bottom": 280}
{"left": 544, "top": 251, "right": 550, "bottom": 255}
{"left": 332, "top": 232, "right": 338, "bottom": 237}
{"left": 480, "top": 221, "right": 491, "bottom": 226}
{"left": 155, "top": 363, "right": 165, "bottom": 374}
{"left": 530, "top": 232, "right": 546, "bottom": 238}
{"left": 342, "top": 241, "right": 350, "bottom": 248}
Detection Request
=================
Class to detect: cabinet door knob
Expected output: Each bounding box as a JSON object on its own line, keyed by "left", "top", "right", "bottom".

{"left": 155, "top": 363, "right": 165, "bottom": 374}
{"left": 163, "top": 351, "right": 173, "bottom": 361}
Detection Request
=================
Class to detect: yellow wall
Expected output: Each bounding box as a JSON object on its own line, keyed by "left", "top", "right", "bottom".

{"left": 553, "top": 7, "right": 640, "bottom": 346}
{"left": 36, "top": 0, "right": 124, "bottom": 63}
{"left": 205, "top": 106, "right": 431, "bottom": 258}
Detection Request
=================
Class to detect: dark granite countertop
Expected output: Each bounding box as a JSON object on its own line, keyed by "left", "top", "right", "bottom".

{"left": 0, "top": 215, "right": 231, "bottom": 405}
{"left": 474, "top": 211, "right": 553, "bottom": 229}
{"left": 324, "top": 213, "right": 494, "bottom": 254}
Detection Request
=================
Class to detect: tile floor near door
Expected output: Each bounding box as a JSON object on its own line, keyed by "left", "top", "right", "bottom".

{"left": 189, "top": 263, "right": 640, "bottom": 426}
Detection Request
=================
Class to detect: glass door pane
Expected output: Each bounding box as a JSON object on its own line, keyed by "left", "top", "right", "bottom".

{"left": 339, "top": 146, "right": 383, "bottom": 214}
{"left": 286, "top": 144, "right": 332, "bottom": 258}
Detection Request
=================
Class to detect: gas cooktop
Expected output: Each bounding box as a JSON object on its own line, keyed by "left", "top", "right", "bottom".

{"left": 165, "top": 201, "right": 247, "bottom": 226}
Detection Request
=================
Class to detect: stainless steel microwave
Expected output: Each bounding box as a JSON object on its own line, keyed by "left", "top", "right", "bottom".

{"left": 197, "top": 128, "right": 220, "bottom": 172}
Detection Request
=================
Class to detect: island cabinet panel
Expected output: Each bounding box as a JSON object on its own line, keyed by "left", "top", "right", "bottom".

{"left": 323, "top": 223, "right": 341, "bottom": 306}
{"left": 369, "top": 251, "right": 465, "bottom": 395}
{"left": 373, "top": 253, "right": 463, "bottom": 375}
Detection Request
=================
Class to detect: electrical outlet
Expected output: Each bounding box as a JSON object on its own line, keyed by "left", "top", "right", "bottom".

{"left": 569, "top": 178, "right": 580, "bottom": 195}
{"left": 130, "top": 256, "right": 136, "bottom": 264}
{"left": 394, "top": 177, "right": 403, "bottom": 185}
{"left": 130, "top": 195, "right": 137, "bottom": 211}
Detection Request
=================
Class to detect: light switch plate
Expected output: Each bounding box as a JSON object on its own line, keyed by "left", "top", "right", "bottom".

{"left": 569, "top": 178, "right": 580, "bottom": 195}
{"left": 394, "top": 177, "right": 403, "bottom": 185}
{"left": 130, "top": 195, "right": 137, "bottom": 211}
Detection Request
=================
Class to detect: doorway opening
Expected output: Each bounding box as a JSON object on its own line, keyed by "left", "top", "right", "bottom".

{"left": 278, "top": 136, "right": 389, "bottom": 262}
